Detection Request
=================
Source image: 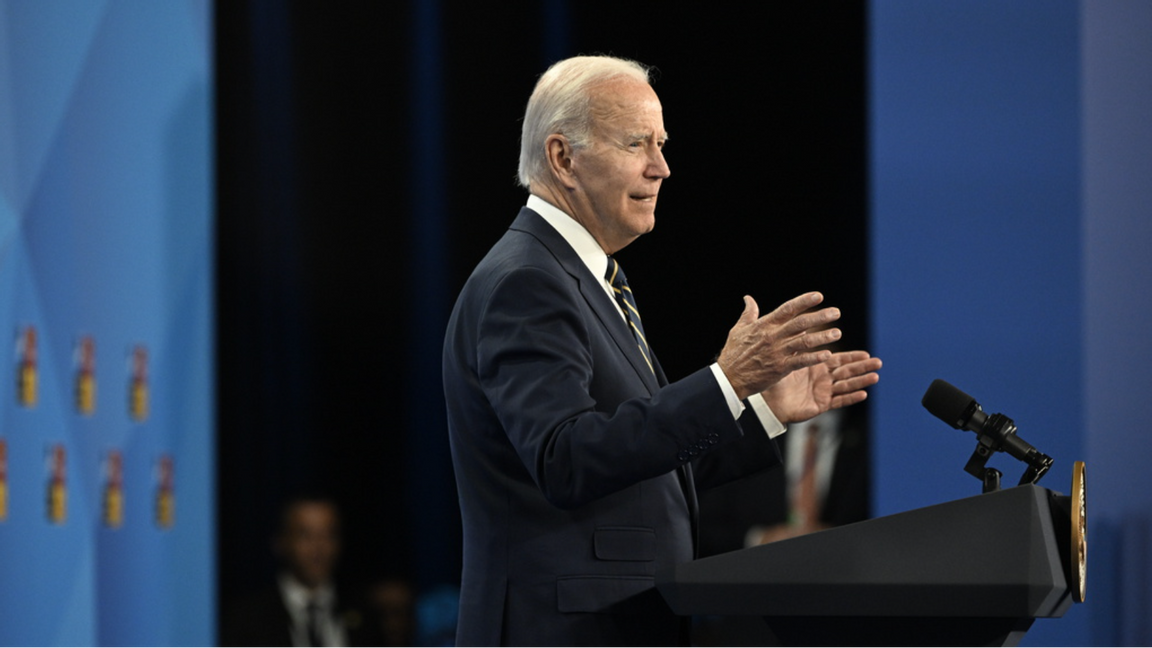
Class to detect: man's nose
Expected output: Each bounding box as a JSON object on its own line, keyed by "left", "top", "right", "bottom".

{"left": 647, "top": 147, "right": 670, "bottom": 179}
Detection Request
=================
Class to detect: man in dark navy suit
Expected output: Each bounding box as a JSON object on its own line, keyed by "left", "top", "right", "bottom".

{"left": 442, "top": 55, "right": 881, "bottom": 646}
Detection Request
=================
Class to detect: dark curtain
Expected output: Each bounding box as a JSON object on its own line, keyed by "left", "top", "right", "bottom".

{"left": 215, "top": 0, "right": 866, "bottom": 635}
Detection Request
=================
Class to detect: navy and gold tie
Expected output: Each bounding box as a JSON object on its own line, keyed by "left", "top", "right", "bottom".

{"left": 606, "top": 257, "right": 654, "bottom": 375}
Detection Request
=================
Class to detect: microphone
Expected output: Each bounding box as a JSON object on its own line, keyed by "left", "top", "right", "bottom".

{"left": 922, "top": 378, "right": 986, "bottom": 431}
{"left": 922, "top": 379, "right": 1053, "bottom": 485}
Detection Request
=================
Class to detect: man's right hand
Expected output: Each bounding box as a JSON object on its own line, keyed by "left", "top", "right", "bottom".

{"left": 716, "top": 292, "right": 842, "bottom": 402}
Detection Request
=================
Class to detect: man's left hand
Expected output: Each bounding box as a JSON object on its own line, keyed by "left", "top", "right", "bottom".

{"left": 761, "top": 351, "right": 882, "bottom": 424}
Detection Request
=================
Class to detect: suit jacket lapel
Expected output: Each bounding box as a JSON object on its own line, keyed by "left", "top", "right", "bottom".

{"left": 511, "top": 208, "right": 697, "bottom": 552}
{"left": 510, "top": 208, "right": 661, "bottom": 395}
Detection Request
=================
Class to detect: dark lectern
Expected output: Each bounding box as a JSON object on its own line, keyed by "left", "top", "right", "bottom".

{"left": 657, "top": 485, "right": 1079, "bottom": 646}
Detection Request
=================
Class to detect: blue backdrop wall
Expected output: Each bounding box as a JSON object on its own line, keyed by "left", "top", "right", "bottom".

{"left": 0, "top": 1, "right": 214, "bottom": 644}
{"left": 871, "top": 1, "right": 1151, "bottom": 644}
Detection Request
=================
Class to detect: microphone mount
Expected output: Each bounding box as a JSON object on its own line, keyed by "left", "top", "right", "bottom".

{"left": 922, "top": 379, "right": 1054, "bottom": 493}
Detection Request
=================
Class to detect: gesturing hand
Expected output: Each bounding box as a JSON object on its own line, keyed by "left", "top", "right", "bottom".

{"left": 761, "top": 350, "right": 882, "bottom": 424}
{"left": 716, "top": 292, "right": 843, "bottom": 401}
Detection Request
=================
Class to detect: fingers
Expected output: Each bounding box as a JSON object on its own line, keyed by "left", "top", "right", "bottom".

{"left": 753, "top": 292, "right": 841, "bottom": 356}
{"left": 769, "top": 307, "right": 841, "bottom": 342}
{"left": 749, "top": 293, "right": 841, "bottom": 342}
{"left": 762, "top": 292, "right": 832, "bottom": 328}
{"left": 792, "top": 324, "right": 840, "bottom": 350}
{"left": 828, "top": 354, "right": 883, "bottom": 378}
{"left": 830, "top": 389, "right": 870, "bottom": 409}
{"left": 830, "top": 372, "right": 881, "bottom": 395}
{"left": 825, "top": 350, "right": 872, "bottom": 368}
{"left": 783, "top": 349, "right": 834, "bottom": 374}
{"left": 827, "top": 354, "right": 882, "bottom": 395}
{"left": 827, "top": 355, "right": 882, "bottom": 406}
{"left": 737, "top": 295, "right": 760, "bottom": 326}
{"left": 764, "top": 291, "right": 824, "bottom": 322}
{"left": 767, "top": 315, "right": 840, "bottom": 361}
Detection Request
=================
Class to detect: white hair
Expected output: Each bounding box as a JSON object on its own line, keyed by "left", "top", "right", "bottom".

{"left": 517, "top": 55, "right": 651, "bottom": 189}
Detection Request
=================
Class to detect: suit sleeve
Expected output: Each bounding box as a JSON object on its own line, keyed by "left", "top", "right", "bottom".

{"left": 476, "top": 264, "right": 763, "bottom": 510}
{"left": 692, "top": 407, "right": 782, "bottom": 492}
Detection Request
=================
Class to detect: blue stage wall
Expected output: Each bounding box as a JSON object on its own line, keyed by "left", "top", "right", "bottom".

{"left": 872, "top": 1, "right": 1152, "bottom": 644}
{"left": 1081, "top": 2, "right": 1152, "bottom": 645}
{"left": 0, "top": 1, "right": 213, "bottom": 645}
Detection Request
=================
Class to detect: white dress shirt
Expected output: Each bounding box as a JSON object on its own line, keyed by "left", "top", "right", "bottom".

{"left": 278, "top": 573, "right": 348, "bottom": 648}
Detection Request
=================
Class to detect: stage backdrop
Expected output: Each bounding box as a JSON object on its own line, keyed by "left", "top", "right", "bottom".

{"left": 871, "top": 1, "right": 1151, "bottom": 645}
{"left": 0, "top": 1, "right": 213, "bottom": 645}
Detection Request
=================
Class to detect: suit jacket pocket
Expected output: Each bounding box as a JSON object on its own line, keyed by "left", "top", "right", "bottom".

{"left": 594, "top": 526, "right": 655, "bottom": 561}
{"left": 555, "top": 575, "right": 654, "bottom": 613}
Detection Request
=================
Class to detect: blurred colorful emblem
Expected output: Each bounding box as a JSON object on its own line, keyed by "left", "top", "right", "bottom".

{"left": 75, "top": 336, "right": 97, "bottom": 415}
{"left": 16, "top": 326, "right": 38, "bottom": 407}
{"left": 156, "top": 454, "right": 174, "bottom": 529}
{"left": 104, "top": 449, "right": 124, "bottom": 528}
{"left": 47, "top": 444, "right": 66, "bottom": 524}
{"left": 129, "top": 345, "right": 149, "bottom": 422}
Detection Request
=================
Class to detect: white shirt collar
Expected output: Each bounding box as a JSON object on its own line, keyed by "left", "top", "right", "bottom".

{"left": 278, "top": 572, "right": 336, "bottom": 615}
{"left": 527, "top": 194, "right": 611, "bottom": 285}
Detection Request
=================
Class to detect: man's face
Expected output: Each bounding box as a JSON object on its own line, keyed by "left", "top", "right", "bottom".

{"left": 278, "top": 501, "right": 340, "bottom": 590}
{"left": 566, "top": 78, "right": 670, "bottom": 254}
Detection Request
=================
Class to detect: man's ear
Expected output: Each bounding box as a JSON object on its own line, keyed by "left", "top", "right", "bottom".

{"left": 545, "top": 134, "right": 578, "bottom": 190}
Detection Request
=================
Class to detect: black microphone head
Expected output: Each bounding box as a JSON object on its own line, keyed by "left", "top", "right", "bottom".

{"left": 922, "top": 379, "right": 978, "bottom": 429}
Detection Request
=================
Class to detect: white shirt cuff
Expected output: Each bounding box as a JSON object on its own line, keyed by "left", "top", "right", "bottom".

{"left": 709, "top": 363, "right": 745, "bottom": 418}
{"left": 708, "top": 363, "right": 786, "bottom": 439}
{"left": 748, "top": 392, "right": 787, "bottom": 438}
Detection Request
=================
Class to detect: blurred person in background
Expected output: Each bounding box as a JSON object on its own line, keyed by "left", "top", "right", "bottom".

{"left": 221, "top": 496, "right": 384, "bottom": 647}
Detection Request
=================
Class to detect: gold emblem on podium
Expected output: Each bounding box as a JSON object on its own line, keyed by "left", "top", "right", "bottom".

{"left": 1070, "top": 460, "right": 1086, "bottom": 603}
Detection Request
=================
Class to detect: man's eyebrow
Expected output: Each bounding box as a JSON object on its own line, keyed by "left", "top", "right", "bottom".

{"left": 625, "top": 132, "right": 670, "bottom": 142}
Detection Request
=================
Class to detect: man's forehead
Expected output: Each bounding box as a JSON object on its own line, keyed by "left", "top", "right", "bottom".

{"left": 286, "top": 501, "right": 338, "bottom": 524}
{"left": 587, "top": 79, "right": 664, "bottom": 128}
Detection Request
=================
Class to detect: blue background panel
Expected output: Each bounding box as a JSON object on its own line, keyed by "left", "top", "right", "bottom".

{"left": 872, "top": 0, "right": 1152, "bottom": 644}
{"left": 0, "top": 1, "right": 213, "bottom": 645}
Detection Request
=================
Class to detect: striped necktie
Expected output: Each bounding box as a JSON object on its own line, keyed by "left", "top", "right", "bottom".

{"left": 606, "top": 257, "right": 654, "bottom": 375}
